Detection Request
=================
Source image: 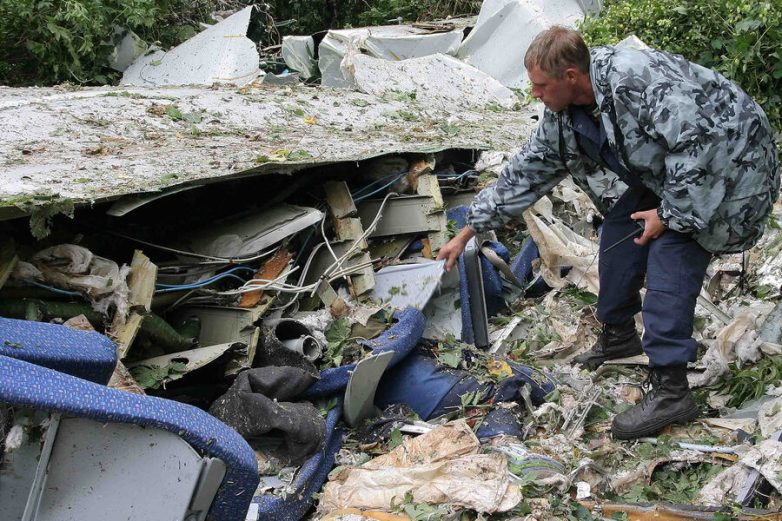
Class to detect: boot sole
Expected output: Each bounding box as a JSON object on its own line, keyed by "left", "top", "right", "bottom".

{"left": 574, "top": 348, "right": 644, "bottom": 371}
{"left": 611, "top": 406, "right": 700, "bottom": 440}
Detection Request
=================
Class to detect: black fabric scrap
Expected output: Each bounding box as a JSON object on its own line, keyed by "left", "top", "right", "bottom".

{"left": 209, "top": 366, "right": 325, "bottom": 462}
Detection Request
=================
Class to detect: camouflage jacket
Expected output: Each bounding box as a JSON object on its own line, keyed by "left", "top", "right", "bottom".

{"left": 467, "top": 45, "right": 780, "bottom": 253}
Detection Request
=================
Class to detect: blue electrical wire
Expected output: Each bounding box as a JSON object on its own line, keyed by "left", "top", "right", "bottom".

{"left": 353, "top": 171, "right": 407, "bottom": 202}
{"left": 155, "top": 273, "right": 249, "bottom": 293}
{"left": 435, "top": 169, "right": 477, "bottom": 182}
{"left": 155, "top": 266, "right": 255, "bottom": 293}
{"left": 28, "top": 281, "right": 82, "bottom": 296}
{"left": 351, "top": 171, "right": 401, "bottom": 198}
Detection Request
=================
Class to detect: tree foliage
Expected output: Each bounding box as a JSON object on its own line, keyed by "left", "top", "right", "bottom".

{"left": 580, "top": 0, "right": 782, "bottom": 130}
{"left": 0, "top": 0, "right": 229, "bottom": 86}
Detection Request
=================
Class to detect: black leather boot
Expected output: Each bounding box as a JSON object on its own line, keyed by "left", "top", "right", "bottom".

{"left": 611, "top": 365, "right": 700, "bottom": 440}
{"left": 572, "top": 319, "right": 642, "bottom": 370}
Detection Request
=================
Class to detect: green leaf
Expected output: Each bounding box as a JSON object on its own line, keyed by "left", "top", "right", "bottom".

{"left": 735, "top": 18, "right": 762, "bottom": 32}
{"left": 439, "top": 122, "right": 459, "bottom": 137}
{"left": 437, "top": 346, "right": 463, "bottom": 368}
{"left": 388, "top": 428, "right": 404, "bottom": 450}
{"left": 182, "top": 112, "right": 202, "bottom": 124}
{"left": 165, "top": 105, "right": 183, "bottom": 121}
{"left": 130, "top": 362, "right": 188, "bottom": 390}
{"left": 286, "top": 149, "right": 313, "bottom": 161}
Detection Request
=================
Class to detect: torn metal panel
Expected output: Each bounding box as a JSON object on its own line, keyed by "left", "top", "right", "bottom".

{"left": 370, "top": 260, "right": 446, "bottom": 310}
{"left": 357, "top": 196, "right": 443, "bottom": 237}
{"left": 303, "top": 240, "right": 373, "bottom": 294}
{"left": 345, "top": 53, "right": 519, "bottom": 111}
{"left": 324, "top": 181, "right": 358, "bottom": 220}
{"left": 415, "top": 173, "right": 448, "bottom": 253}
{"left": 457, "top": 0, "right": 588, "bottom": 88}
{"left": 180, "top": 204, "right": 322, "bottom": 259}
{"left": 736, "top": 431, "right": 782, "bottom": 507}
{"left": 0, "top": 83, "right": 537, "bottom": 218}
{"left": 106, "top": 27, "right": 148, "bottom": 73}
{"left": 175, "top": 306, "right": 260, "bottom": 347}
{"left": 325, "top": 181, "right": 374, "bottom": 296}
{"left": 319, "top": 24, "right": 464, "bottom": 88}
{"left": 170, "top": 302, "right": 270, "bottom": 375}
{"left": 422, "top": 266, "right": 462, "bottom": 341}
{"left": 282, "top": 36, "right": 318, "bottom": 80}
{"left": 106, "top": 185, "right": 199, "bottom": 217}
{"left": 126, "top": 342, "right": 240, "bottom": 378}
{"left": 343, "top": 351, "right": 394, "bottom": 427}
{"left": 489, "top": 316, "right": 526, "bottom": 355}
{"left": 122, "top": 6, "right": 263, "bottom": 87}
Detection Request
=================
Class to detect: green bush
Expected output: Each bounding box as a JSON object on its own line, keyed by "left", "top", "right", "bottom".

{"left": 0, "top": 0, "right": 157, "bottom": 85}
{"left": 580, "top": 0, "right": 782, "bottom": 130}
{"left": 357, "top": 0, "right": 482, "bottom": 26}
{"left": 0, "top": 0, "right": 226, "bottom": 86}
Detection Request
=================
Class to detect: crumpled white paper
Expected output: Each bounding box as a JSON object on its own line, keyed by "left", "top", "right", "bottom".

{"left": 319, "top": 420, "right": 521, "bottom": 514}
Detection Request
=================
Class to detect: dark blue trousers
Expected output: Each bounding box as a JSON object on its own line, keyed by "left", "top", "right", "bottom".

{"left": 596, "top": 187, "right": 712, "bottom": 367}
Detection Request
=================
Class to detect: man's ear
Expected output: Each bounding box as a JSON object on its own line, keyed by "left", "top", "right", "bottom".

{"left": 564, "top": 68, "right": 579, "bottom": 83}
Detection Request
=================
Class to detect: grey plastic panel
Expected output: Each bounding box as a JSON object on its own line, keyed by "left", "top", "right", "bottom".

{"left": 0, "top": 413, "right": 60, "bottom": 521}
{"left": 33, "top": 417, "right": 206, "bottom": 521}
{"left": 463, "top": 237, "right": 489, "bottom": 348}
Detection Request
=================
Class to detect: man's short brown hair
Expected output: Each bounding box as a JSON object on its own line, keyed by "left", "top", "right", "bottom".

{"left": 524, "top": 26, "right": 590, "bottom": 78}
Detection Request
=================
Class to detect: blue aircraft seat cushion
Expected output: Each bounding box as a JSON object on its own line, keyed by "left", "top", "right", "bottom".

{"left": 0, "top": 317, "right": 117, "bottom": 384}
{"left": 0, "top": 355, "right": 259, "bottom": 521}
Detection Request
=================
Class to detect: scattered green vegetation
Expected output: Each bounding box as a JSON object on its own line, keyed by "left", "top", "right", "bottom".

{"left": 322, "top": 317, "right": 351, "bottom": 369}
{"left": 621, "top": 462, "right": 725, "bottom": 503}
{"left": 436, "top": 343, "right": 463, "bottom": 368}
{"left": 130, "top": 361, "right": 188, "bottom": 389}
{"left": 709, "top": 355, "right": 782, "bottom": 408}
{"left": 390, "top": 491, "right": 453, "bottom": 521}
{"left": 580, "top": 0, "right": 782, "bottom": 130}
{"left": 560, "top": 286, "right": 598, "bottom": 310}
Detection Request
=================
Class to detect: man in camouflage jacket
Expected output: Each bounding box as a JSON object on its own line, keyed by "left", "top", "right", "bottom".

{"left": 438, "top": 27, "right": 779, "bottom": 439}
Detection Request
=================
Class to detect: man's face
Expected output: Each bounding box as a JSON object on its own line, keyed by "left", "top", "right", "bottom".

{"left": 528, "top": 65, "right": 574, "bottom": 113}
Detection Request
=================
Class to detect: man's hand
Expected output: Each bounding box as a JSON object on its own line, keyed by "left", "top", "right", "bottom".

{"left": 631, "top": 208, "right": 666, "bottom": 246}
{"left": 436, "top": 227, "right": 476, "bottom": 271}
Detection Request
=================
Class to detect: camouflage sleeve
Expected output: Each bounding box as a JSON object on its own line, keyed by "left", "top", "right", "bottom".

{"left": 467, "top": 112, "right": 569, "bottom": 232}
{"left": 640, "top": 81, "right": 720, "bottom": 234}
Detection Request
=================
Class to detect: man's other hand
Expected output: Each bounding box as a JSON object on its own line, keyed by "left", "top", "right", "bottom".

{"left": 630, "top": 208, "right": 667, "bottom": 246}
{"left": 436, "top": 227, "right": 477, "bottom": 271}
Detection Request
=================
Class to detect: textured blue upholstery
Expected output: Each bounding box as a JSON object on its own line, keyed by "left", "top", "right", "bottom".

{"left": 253, "top": 402, "right": 343, "bottom": 521}
{"left": 302, "top": 308, "right": 425, "bottom": 399}
{"left": 0, "top": 355, "right": 259, "bottom": 521}
{"left": 510, "top": 236, "right": 539, "bottom": 285}
{"left": 0, "top": 317, "right": 117, "bottom": 384}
